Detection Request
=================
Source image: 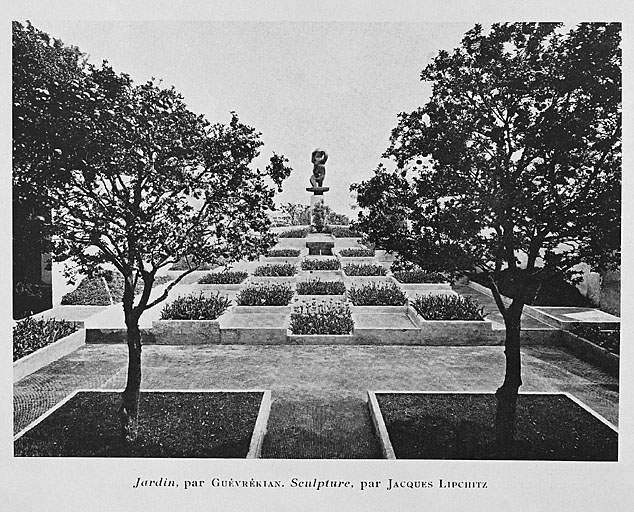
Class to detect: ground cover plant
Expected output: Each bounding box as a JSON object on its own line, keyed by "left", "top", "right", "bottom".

{"left": 301, "top": 258, "right": 340, "bottom": 271}
{"left": 339, "top": 248, "right": 375, "bottom": 257}
{"left": 342, "top": 264, "right": 387, "bottom": 276}
{"left": 570, "top": 325, "right": 620, "bottom": 355}
{"left": 160, "top": 293, "right": 232, "bottom": 320}
{"left": 323, "top": 226, "right": 362, "bottom": 238}
{"left": 290, "top": 301, "right": 354, "bottom": 335}
{"left": 296, "top": 279, "right": 346, "bottom": 295}
{"left": 15, "top": 391, "right": 263, "bottom": 457}
{"left": 266, "top": 249, "right": 301, "bottom": 258}
{"left": 198, "top": 271, "right": 248, "bottom": 285}
{"left": 61, "top": 271, "right": 125, "bottom": 305}
{"left": 13, "top": 317, "right": 79, "bottom": 361}
{"left": 376, "top": 393, "right": 617, "bottom": 460}
{"left": 236, "top": 283, "right": 295, "bottom": 306}
{"left": 347, "top": 282, "right": 407, "bottom": 306}
{"left": 412, "top": 294, "right": 485, "bottom": 321}
{"left": 392, "top": 270, "right": 447, "bottom": 284}
{"left": 253, "top": 263, "right": 297, "bottom": 277}
{"left": 277, "top": 228, "right": 309, "bottom": 238}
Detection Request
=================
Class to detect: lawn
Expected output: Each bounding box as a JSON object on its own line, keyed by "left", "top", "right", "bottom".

{"left": 15, "top": 391, "right": 264, "bottom": 458}
{"left": 376, "top": 392, "right": 617, "bottom": 461}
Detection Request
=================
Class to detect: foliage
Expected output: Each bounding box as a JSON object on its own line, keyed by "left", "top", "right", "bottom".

{"left": 301, "top": 258, "right": 340, "bottom": 271}
{"left": 296, "top": 279, "right": 346, "bottom": 295}
{"left": 393, "top": 270, "right": 448, "bottom": 283}
{"left": 280, "top": 203, "right": 311, "bottom": 226}
{"left": 277, "top": 228, "right": 309, "bottom": 238}
{"left": 152, "top": 275, "right": 173, "bottom": 288}
{"left": 312, "top": 202, "right": 327, "bottom": 232}
{"left": 324, "top": 226, "right": 361, "bottom": 238}
{"left": 169, "top": 257, "right": 218, "bottom": 271}
{"left": 343, "top": 264, "right": 387, "bottom": 276}
{"left": 235, "top": 283, "right": 295, "bottom": 306}
{"left": 412, "top": 294, "right": 485, "bottom": 321}
{"left": 61, "top": 271, "right": 124, "bottom": 305}
{"left": 339, "top": 248, "right": 375, "bottom": 257}
{"left": 160, "top": 292, "right": 231, "bottom": 320}
{"left": 290, "top": 301, "right": 354, "bottom": 335}
{"left": 13, "top": 317, "right": 79, "bottom": 361}
{"left": 266, "top": 249, "right": 301, "bottom": 258}
{"left": 253, "top": 263, "right": 297, "bottom": 277}
{"left": 347, "top": 282, "right": 407, "bottom": 306}
{"left": 570, "top": 325, "right": 620, "bottom": 355}
{"left": 197, "top": 271, "right": 248, "bottom": 285}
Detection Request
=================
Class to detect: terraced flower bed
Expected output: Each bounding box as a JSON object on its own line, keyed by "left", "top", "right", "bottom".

{"left": 290, "top": 301, "right": 354, "bottom": 335}
{"left": 198, "top": 271, "right": 248, "bottom": 285}
{"left": 392, "top": 270, "right": 447, "bottom": 284}
{"left": 236, "top": 283, "right": 295, "bottom": 306}
{"left": 253, "top": 263, "right": 298, "bottom": 277}
{"left": 347, "top": 282, "right": 407, "bottom": 306}
{"left": 338, "top": 248, "right": 375, "bottom": 257}
{"left": 343, "top": 264, "right": 387, "bottom": 276}
{"left": 301, "top": 258, "right": 340, "bottom": 271}
{"left": 13, "top": 317, "right": 79, "bottom": 362}
{"left": 371, "top": 392, "right": 617, "bottom": 460}
{"left": 296, "top": 279, "right": 346, "bottom": 295}
{"left": 15, "top": 390, "right": 270, "bottom": 458}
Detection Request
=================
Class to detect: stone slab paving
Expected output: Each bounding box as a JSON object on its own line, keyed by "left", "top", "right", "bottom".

{"left": 14, "top": 344, "right": 619, "bottom": 458}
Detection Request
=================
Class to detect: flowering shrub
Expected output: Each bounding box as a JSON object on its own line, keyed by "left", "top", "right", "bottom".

{"left": 290, "top": 301, "right": 354, "bottom": 335}
{"left": 347, "top": 282, "right": 407, "bottom": 306}
{"left": 198, "top": 271, "right": 248, "bottom": 284}
{"left": 296, "top": 279, "right": 346, "bottom": 295}
{"left": 266, "top": 249, "right": 301, "bottom": 257}
{"left": 301, "top": 258, "right": 340, "bottom": 271}
{"left": 392, "top": 270, "right": 447, "bottom": 283}
{"left": 412, "top": 294, "right": 485, "bottom": 321}
{"left": 13, "top": 317, "right": 79, "bottom": 361}
{"left": 253, "top": 263, "right": 297, "bottom": 277}
{"left": 236, "top": 283, "right": 295, "bottom": 306}
{"left": 343, "top": 264, "right": 387, "bottom": 276}
{"left": 339, "top": 248, "right": 375, "bottom": 257}
{"left": 570, "top": 325, "right": 620, "bottom": 355}
{"left": 277, "top": 228, "right": 309, "bottom": 238}
{"left": 160, "top": 292, "right": 232, "bottom": 320}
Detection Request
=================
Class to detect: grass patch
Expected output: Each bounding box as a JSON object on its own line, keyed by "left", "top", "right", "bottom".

{"left": 236, "top": 283, "right": 295, "bottom": 306}
{"left": 393, "top": 270, "right": 447, "bottom": 284}
{"left": 301, "top": 258, "right": 340, "bottom": 271}
{"left": 296, "top": 279, "right": 346, "bottom": 295}
{"left": 412, "top": 294, "right": 485, "bottom": 320}
{"left": 160, "top": 293, "right": 231, "bottom": 320}
{"left": 343, "top": 264, "right": 387, "bottom": 276}
{"left": 347, "top": 282, "right": 407, "bottom": 306}
{"left": 376, "top": 393, "right": 617, "bottom": 460}
{"left": 198, "top": 271, "right": 248, "bottom": 285}
{"left": 253, "top": 263, "right": 297, "bottom": 277}
{"left": 290, "top": 301, "right": 354, "bottom": 335}
{"left": 14, "top": 391, "right": 263, "bottom": 458}
{"left": 13, "top": 317, "right": 79, "bottom": 362}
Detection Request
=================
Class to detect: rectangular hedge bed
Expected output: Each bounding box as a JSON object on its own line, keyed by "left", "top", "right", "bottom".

{"left": 370, "top": 392, "right": 617, "bottom": 461}
{"left": 14, "top": 390, "right": 271, "bottom": 458}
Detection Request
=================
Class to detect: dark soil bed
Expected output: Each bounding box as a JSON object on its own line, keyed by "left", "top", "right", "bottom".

{"left": 377, "top": 393, "right": 617, "bottom": 461}
{"left": 15, "top": 391, "right": 263, "bottom": 458}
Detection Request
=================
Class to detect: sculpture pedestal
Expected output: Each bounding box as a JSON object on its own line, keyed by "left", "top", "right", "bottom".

{"left": 306, "top": 187, "right": 329, "bottom": 195}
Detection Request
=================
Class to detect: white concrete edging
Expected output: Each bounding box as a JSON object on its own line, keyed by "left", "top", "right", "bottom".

{"left": 13, "top": 328, "right": 86, "bottom": 383}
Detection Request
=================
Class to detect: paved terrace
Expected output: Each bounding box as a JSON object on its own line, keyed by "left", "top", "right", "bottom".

{"left": 14, "top": 343, "right": 618, "bottom": 458}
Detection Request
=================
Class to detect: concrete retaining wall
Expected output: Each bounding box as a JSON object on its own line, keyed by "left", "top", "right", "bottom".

{"left": 152, "top": 319, "right": 222, "bottom": 344}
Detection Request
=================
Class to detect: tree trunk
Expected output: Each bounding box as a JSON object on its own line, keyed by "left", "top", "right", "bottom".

{"left": 119, "top": 312, "right": 142, "bottom": 442}
{"left": 495, "top": 301, "right": 523, "bottom": 458}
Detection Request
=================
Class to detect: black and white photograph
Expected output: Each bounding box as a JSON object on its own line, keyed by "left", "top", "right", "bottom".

{"left": 4, "top": 1, "right": 633, "bottom": 511}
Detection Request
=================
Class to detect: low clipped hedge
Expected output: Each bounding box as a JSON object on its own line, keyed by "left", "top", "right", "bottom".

{"left": 266, "top": 249, "right": 301, "bottom": 258}
{"left": 277, "top": 228, "right": 309, "bottom": 238}
{"left": 169, "top": 258, "right": 217, "bottom": 271}
{"left": 301, "top": 258, "right": 340, "bottom": 271}
{"left": 290, "top": 301, "right": 354, "bottom": 335}
{"left": 61, "top": 272, "right": 124, "bottom": 306}
{"left": 570, "top": 325, "right": 620, "bottom": 355}
{"left": 392, "top": 270, "right": 447, "bottom": 284}
{"left": 160, "top": 293, "right": 232, "bottom": 320}
{"left": 198, "top": 271, "right": 248, "bottom": 285}
{"left": 347, "top": 282, "right": 407, "bottom": 306}
{"left": 343, "top": 264, "right": 387, "bottom": 276}
{"left": 13, "top": 317, "right": 79, "bottom": 361}
{"left": 236, "top": 283, "right": 295, "bottom": 306}
{"left": 253, "top": 263, "right": 297, "bottom": 277}
{"left": 324, "top": 226, "right": 362, "bottom": 238}
{"left": 296, "top": 279, "right": 346, "bottom": 295}
{"left": 412, "top": 294, "right": 485, "bottom": 321}
{"left": 339, "top": 248, "right": 375, "bottom": 257}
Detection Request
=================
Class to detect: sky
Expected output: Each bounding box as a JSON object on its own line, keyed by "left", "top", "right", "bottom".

{"left": 21, "top": 19, "right": 474, "bottom": 218}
